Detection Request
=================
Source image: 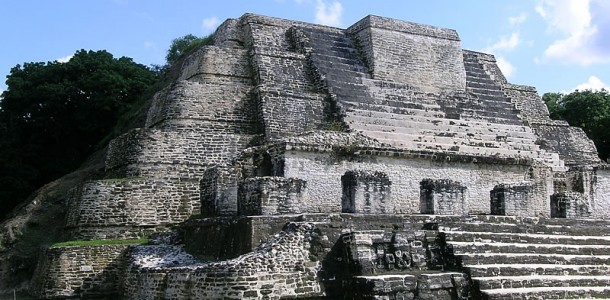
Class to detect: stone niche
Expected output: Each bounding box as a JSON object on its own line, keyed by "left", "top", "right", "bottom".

{"left": 550, "top": 192, "right": 591, "bottom": 218}
{"left": 238, "top": 177, "right": 307, "bottom": 215}
{"left": 341, "top": 170, "right": 391, "bottom": 213}
{"left": 490, "top": 183, "right": 533, "bottom": 216}
{"left": 420, "top": 179, "right": 467, "bottom": 215}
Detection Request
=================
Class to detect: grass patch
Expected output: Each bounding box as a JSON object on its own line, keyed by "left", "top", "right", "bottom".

{"left": 52, "top": 238, "right": 148, "bottom": 247}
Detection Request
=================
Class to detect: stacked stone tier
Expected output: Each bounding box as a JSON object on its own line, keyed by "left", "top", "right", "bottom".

{"left": 439, "top": 215, "right": 610, "bottom": 299}
{"left": 296, "top": 26, "right": 564, "bottom": 170}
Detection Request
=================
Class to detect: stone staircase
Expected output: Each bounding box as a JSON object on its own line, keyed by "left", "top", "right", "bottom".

{"left": 296, "top": 26, "right": 564, "bottom": 170}
{"left": 439, "top": 216, "right": 610, "bottom": 299}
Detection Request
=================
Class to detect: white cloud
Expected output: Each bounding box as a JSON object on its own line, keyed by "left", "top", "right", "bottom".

{"left": 315, "top": 0, "right": 343, "bottom": 27}
{"left": 56, "top": 54, "right": 73, "bottom": 63}
{"left": 202, "top": 16, "right": 219, "bottom": 32}
{"left": 508, "top": 13, "right": 527, "bottom": 26}
{"left": 483, "top": 32, "right": 521, "bottom": 53}
{"left": 536, "top": 0, "right": 610, "bottom": 65}
{"left": 496, "top": 56, "right": 516, "bottom": 79}
{"left": 573, "top": 75, "right": 609, "bottom": 91}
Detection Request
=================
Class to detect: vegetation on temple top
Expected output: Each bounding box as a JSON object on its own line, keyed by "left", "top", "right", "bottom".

{"left": 165, "top": 34, "right": 213, "bottom": 66}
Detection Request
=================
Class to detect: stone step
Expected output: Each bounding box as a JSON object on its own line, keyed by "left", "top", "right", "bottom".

{"left": 466, "top": 76, "right": 503, "bottom": 86}
{"left": 439, "top": 222, "right": 610, "bottom": 236}
{"left": 361, "top": 133, "right": 548, "bottom": 158}
{"left": 467, "top": 81, "right": 504, "bottom": 92}
{"left": 473, "top": 275, "right": 610, "bottom": 290}
{"left": 469, "top": 89, "right": 510, "bottom": 100}
{"left": 457, "top": 253, "right": 610, "bottom": 266}
{"left": 369, "top": 137, "right": 558, "bottom": 163}
{"left": 311, "top": 55, "right": 369, "bottom": 75}
{"left": 336, "top": 87, "right": 521, "bottom": 120}
{"left": 344, "top": 121, "right": 539, "bottom": 144}
{"left": 449, "top": 215, "right": 610, "bottom": 226}
{"left": 479, "top": 286, "right": 610, "bottom": 300}
{"left": 465, "top": 70, "right": 491, "bottom": 80}
{"left": 345, "top": 108, "right": 532, "bottom": 133}
{"left": 310, "top": 48, "right": 362, "bottom": 63}
{"left": 344, "top": 99, "right": 442, "bottom": 113}
{"left": 449, "top": 241, "right": 610, "bottom": 255}
{"left": 440, "top": 96, "right": 518, "bottom": 111}
{"left": 345, "top": 103, "right": 446, "bottom": 120}
{"left": 315, "top": 63, "right": 369, "bottom": 78}
{"left": 348, "top": 129, "right": 540, "bottom": 152}
{"left": 444, "top": 109, "right": 523, "bottom": 126}
{"left": 443, "top": 231, "right": 610, "bottom": 246}
{"left": 344, "top": 114, "right": 537, "bottom": 141}
{"left": 466, "top": 264, "right": 610, "bottom": 277}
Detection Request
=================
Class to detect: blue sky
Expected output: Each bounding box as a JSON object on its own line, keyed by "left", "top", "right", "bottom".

{"left": 1, "top": 0, "right": 609, "bottom": 95}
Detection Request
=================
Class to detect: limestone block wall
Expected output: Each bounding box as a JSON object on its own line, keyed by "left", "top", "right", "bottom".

{"left": 200, "top": 166, "right": 240, "bottom": 216}
{"left": 123, "top": 223, "right": 322, "bottom": 299}
{"left": 177, "top": 46, "right": 252, "bottom": 82}
{"left": 213, "top": 18, "right": 242, "bottom": 47}
{"left": 420, "top": 179, "right": 467, "bottom": 215}
{"left": 241, "top": 14, "right": 331, "bottom": 140}
{"left": 145, "top": 80, "right": 257, "bottom": 129}
{"left": 66, "top": 179, "right": 199, "bottom": 239}
{"left": 238, "top": 177, "right": 306, "bottom": 215}
{"left": 532, "top": 122, "right": 601, "bottom": 166}
{"left": 593, "top": 168, "right": 610, "bottom": 219}
{"left": 347, "top": 15, "right": 466, "bottom": 93}
{"left": 255, "top": 87, "right": 327, "bottom": 140}
{"left": 281, "top": 149, "right": 549, "bottom": 216}
{"left": 490, "top": 183, "right": 535, "bottom": 216}
{"left": 341, "top": 170, "right": 392, "bottom": 213}
{"left": 106, "top": 126, "right": 255, "bottom": 178}
{"left": 503, "top": 83, "right": 549, "bottom": 123}
{"left": 29, "top": 245, "right": 129, "bottom": 299}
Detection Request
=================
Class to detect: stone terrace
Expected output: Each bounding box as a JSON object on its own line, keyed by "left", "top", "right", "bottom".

{"left": 440, "top": 215, "right": 610, "bottom": 299}
{"left": 288, "top": 22, "right": 565, "bottom": 171}
{"left": 29, "top": 13, "right": 610, "bottom": 300}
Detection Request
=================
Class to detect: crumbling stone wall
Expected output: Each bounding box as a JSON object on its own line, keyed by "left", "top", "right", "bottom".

{"left": 123, "top": 223, "right": 322, "bottom": 299}
{"left": 29, "top": 245, "right": 129, "bottom": 299}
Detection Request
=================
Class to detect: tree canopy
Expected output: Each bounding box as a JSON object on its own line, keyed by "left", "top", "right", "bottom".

{"left": 543, "top": 89, "right": 610, "bottom": 161}
{"left": 165, "top": 34, "right": 213, "bottom": 66}
{"left": 0, "top": 50, "right": 157, "bottom": 218}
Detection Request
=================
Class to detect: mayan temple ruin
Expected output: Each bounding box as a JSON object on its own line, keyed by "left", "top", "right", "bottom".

{"left": 28, "top": 14, "right": 610, "bottom": 299}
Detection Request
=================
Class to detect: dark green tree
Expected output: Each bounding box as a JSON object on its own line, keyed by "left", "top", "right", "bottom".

{"left": 165, "top": 34, "right": 213, "bottom": 66}
{"left": 543, "top": 89, "right": 610, "bottom": 161}
{"left": 542, "top": 92, "right": 563, "bottom": 120}
{"left": 0, "top": 50, "right": 157, "bottom": 218}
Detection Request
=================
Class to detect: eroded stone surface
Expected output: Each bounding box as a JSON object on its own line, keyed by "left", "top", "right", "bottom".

{"left": 30, "top": 13, "right": 610, "bottom": 299}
